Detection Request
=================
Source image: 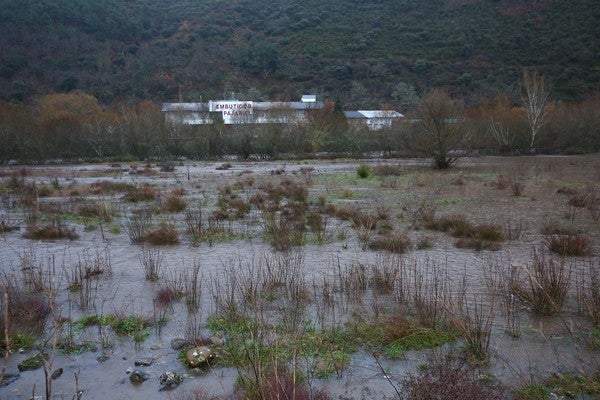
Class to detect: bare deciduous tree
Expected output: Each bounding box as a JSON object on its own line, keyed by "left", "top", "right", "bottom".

{"left": 520, "top": 69, "right": 550, "bottom": 153}
{"left": 415, "top": 89, "right": 470, "bottom": 169}
{"left": 488, "top": 117, "right": 516, "bottom": 152}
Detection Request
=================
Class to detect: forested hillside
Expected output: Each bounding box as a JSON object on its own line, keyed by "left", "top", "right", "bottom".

{"left": 1, "top": 0, "right": 599, "bottom": 107}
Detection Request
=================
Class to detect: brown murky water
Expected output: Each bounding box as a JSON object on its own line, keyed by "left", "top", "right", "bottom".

{"left": 1, "top": 155, "right": 599, "bottom": 399}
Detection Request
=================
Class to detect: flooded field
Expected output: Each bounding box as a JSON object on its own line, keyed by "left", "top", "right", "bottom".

{"left": 0, "top": 155, "right": 599, "bottom": 399}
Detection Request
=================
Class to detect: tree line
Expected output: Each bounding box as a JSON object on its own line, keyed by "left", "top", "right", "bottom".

{"left": 0, "top": 84, "right": 598, "bottom": 165}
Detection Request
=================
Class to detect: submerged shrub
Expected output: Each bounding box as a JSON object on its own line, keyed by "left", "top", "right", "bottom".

{"left": 155, "top": 285, "right": 182, "bottom": 307}
{"left": 165, "top": 195, "right": 187, "bottom": 213}
{"left": 145, "top": 224, "right": 179, "bottom": 245}
{"left": 545, "top": 234, "right": 591, "bottom": 256}
{"left": 89, "top": 180, "right": 135, "bottom": 194}
{"left": 368, "top": 233, "right": 412, "bottom": 253}
{"left": 400, "top": 353, "right": 506, "bottom": 400}
{"left": 25, "top": 221, "right": 78, "bottom": 240}
{"left": 124, "top": 186, "right": 157, "bottom": 202}
{"left": 237, "top": 369, "right": 315, "bottom": 400}
{"left": 527, "top": 252, "right": 571, "bottom": 316}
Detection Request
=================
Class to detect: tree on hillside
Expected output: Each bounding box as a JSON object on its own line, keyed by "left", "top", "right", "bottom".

{"left": 520, "top": 69, "right": 550, "bottom": 153}
{"left": 414, "top": 89, "right": 470, "bottom": 169}
{"left": 392, "top": 82, "right": 420, "bottom": 112}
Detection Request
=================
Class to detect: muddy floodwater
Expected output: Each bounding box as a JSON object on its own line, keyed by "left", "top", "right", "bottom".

{"left": 1, "top": 155, "right": 599, "bottom": 399}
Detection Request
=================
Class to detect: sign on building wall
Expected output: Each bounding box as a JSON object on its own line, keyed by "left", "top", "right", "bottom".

{"left": 209, "top": 101, "right": 253, "bottom": 124}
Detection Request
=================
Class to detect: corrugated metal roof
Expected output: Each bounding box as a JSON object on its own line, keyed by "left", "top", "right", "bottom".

{"left": 357, "top": 110, "right": 404, "bottom": 118}
{"left": 344, "top": 111, "right": 366, "bottom": 119}
{"left": 163, "top": 101, "right": 323, "bottom": 112}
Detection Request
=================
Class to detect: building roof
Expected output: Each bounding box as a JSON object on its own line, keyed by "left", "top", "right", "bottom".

{"left": 356, "top": 110, "right": 405, "bottom": 119}
{"left": 162, "top": 100, "right": 323, "bottom": 112}
{"left": 344, "top": 111, "right": 366, "bottom": 119}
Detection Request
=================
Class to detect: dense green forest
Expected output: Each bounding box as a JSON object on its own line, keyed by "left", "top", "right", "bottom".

{"left": 1, "top": 0, "right": 598, "bottom": 108}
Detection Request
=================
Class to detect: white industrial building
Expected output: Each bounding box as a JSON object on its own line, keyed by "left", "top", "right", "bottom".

{"left": 163, "top": 96, "right": 404, "bottom": 131}
{"left": 162, "top": 96, "right": 324, "bottom": 125}
{"left": 344, "top": 110, "right": 405, "bottom": 130}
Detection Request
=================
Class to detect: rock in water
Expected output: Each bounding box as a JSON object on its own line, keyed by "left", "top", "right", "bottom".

{"left": 97, "top": 355, "right": 109, "bottom": 363}
{"left": 129, "top": 370, "right": 150, "bottom": 384}
{"left": 0, "top": 373, "right": 20, "bottom": 387}
{"left": 158, "top": 371, "right": 184, "bottom": 391}
{"left": 185, "top": 346, "right": 213, "bottom": 368}
{"left": 170, "top": 338, "right": 190, "bottom": 350}
{"left": 134, "top": 357, "right": 154, "bottom": 366}
{"left": 51, "top": 368, "right": 63, "bottom": 380}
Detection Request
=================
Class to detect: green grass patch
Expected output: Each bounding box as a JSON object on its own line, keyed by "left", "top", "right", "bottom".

{"left": 204, "top": 311, "right": 453, "bottom": 377}
{"left": 191, "top": 231, "right": 252, "bottom": 245}
{"left": 205, "top": 314, "right": 355, "bottom": 375}
{"left": 515, "top": 374, "right": 600, "bottom": 400}
{"left": 0, "top": 332, "right": 38, "bottom": 351}
{"left": 74, "top": 314, "right": 151, "bottom": 342}
{"left": 350, "top": 316, "right": 455, "bottom": 359}
{"left": 59, "top": 340, "right": 97, "bottom": 355}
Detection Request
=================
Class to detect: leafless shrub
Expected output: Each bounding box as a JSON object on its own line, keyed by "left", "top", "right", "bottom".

{"left": 210, "top": 252, "right": 308, "bottom": 328}
{"left": 408, "top": 260, "right": 452, "bottom": 329}
{"left": 139, "top": 249, "right": 164, "bottom": 281}
{"left": 413, "top": 204, "right": 436, "bottom": 226}
{"left": 184, "top": 314, "right": 206, "bottom": 346}
{"left": 370, "top": 255, "right": 401, "bottom": 295}
{"left": 184, "top": 263, "right": 202, "bottom": 313}
{"left": 155, "top": 285, "right": 183, "bottom": 309}
{"left": 18, "top": 249, "right": 58, "bottom": 294}
{"left": 450, "top": 295, "right": 495, "bottom": 361}
{"left": 576, "top": 260, "right": 600, "bottom": 326}
{"left": 1, "top": 273, "right": 50, "bottom": 337}
{"left": 483, "top": 261, "right": 522, "bottom": 338}
{"left": 335, "top": 260, "right": 368, "bottom": 305}
{"left": 503, "top": 219, "right": 527, "bottom": 240}
{"left": 399, "top": 351, "right": 506, "bottom": 400}
{"left": 306, "top": 211, "right": 329, "bottom": 243}
{"left": 237, "top": 366, "right": 314, "bottom": 400}
{"left": 568, "top": 188, "right": 599, "bottom": 220}
{"left": 125, "top": 211, "right": 151, "bottom": 243}
{"left": 526, "top": 251, "right": 571, "bottom": 316}
{"left": 185, "top": 205, "right": 204, "bottom": 238}
{"left": 64, "top": 251, "right": 109, "bottom": 310}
